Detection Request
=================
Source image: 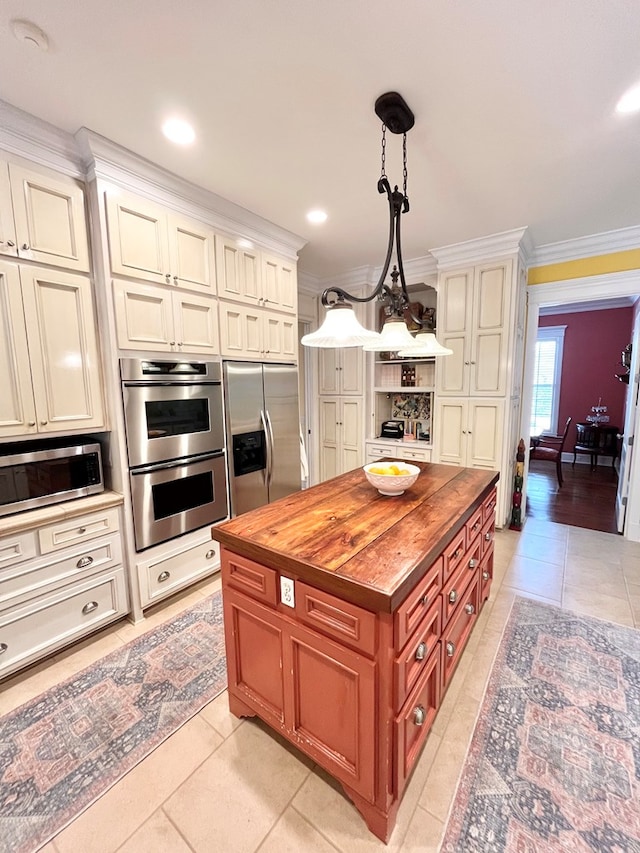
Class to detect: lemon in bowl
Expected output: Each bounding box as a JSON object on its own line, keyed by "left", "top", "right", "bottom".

{"left": 363, "top": 461, "right": 420, "bottom": 496}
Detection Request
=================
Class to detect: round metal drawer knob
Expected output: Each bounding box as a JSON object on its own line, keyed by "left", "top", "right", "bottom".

{"left": 415, "top": 641, "right": 427, "bottom": 661}
{"left": 465, "top": 602, "right": 475, "bottom": 615}
{"left": 448, "top": 589, "right": 458, "bottom": 604}
{"left": 413, "top": 705, "right": 426, "bottom": 726}
{"left": 485, "top": 531, "right": 492, "bottom": 541}
{"left": 482, "top": 570, "right": 490, "bottom": 581}
{"left": 446, "top": 641, "right": 455, "bottom": 657}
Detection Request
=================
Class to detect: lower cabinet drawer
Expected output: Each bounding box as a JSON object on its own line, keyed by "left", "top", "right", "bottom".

{"left": 480, "top": 548, "right": 493, "bottom": 603}
{"left": 395, "top": 556, "right": 443, "bottom": 650}
{"left": 38, "top": 507, "right": 120, "bottom": 554}
{"left": 140, "top": 540, "right": 221, "bottom": 608}
{"left": 482, "top": 514, "right": 495, "bottom": 558}
{"left": 0, "top": 567, "right": 129, "bottom": 678}
{"left": 394, "top": 643, "right": 441, "bottom": 794}
{"left": 0, "top": 535, "right": 122, "bottom": 605}
{"left": 398, "top": 446, "right": 431, "bottom": 463}
{"left": 394, "top": 597, "right": 440, "bottom": 709}
{"left": 221, "top": 548, "right": 277, "bottom": 608}
{"left": 442, "top": 536, "right": 481, "bottom": 625}
{"left": 0, "top": 530, "right": 37, "bottom": 571}
{"left": 483, "top": 488, "right": 497, "bottom": 522}
{"left": 295, "top": 580, "right": 376, "bottom": 656}
{"left": 442, "top": 575, "right": 480, "bottom": 690}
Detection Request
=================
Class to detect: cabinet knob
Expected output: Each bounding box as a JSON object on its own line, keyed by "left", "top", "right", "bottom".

{"left": 464, "top": 360, "right": 470, "bottom": 365}
{"left": 170, "top": 341, "right": 176, "bottom": 346}
{"left": 485, "top": 531, "right": 492, "bottom": 542}
{"left": 446, "top": 641, "right": 455, "bottom": 658}
{"left": 158, "top": 570, "right": 171, "bottom": 582}
{"left": 27, "top": 421, "right": 36, "bottom": 427}
{"left": 165, "top": 273, "right": 171, "bottom": 282}
{"left": 78, "top": 527, "right": 87, "bottom": 534}
{"left": 40, "top": 420, "right": 48, "bottom": 425}
{"left": 465, "top": 602, "right": 475, "bottom": 616}
{"left": 415, "top": 641, "right": 427, "bottom": 661}
{"left": 177, "top": 342, "right": 183, "bottom": 347}
{"left": 173, "top": 275, "right": 178, "bottom": 282}
{"left": 413, "top": 705, "right": 426, "bottom": 726}
{"left": 21, "top": 243, "right": 30, "bottom": 250}
{"left": 468, "top": 558, "right": 478, "bottom": 569}
{"left": 205, "top": 549, "right": 215, "bottom": 559}
{"left": 82, "top": 600, "right": 98, "bottom": 615}
{"left": 0, "top": 642, "right": 7, "bottom": 654}
{"left": 482, "top": 570, "right": 490, "bottom": 581}
{"left": 6, "top": 240, "right": 16, "bottom": 247}
{"left": 449, "top": 589, "right": 458, "bottom": 604}
{"left": 470, "top": 361, "right": 476, "bottom": 365}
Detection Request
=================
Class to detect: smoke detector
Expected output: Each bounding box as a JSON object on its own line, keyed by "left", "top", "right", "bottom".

{"left": 11, "top": 19, "right": 49, "bottom": 51}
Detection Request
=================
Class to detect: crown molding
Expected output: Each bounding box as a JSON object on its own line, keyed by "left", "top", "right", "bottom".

{"left": 429, "top": 227, "right": 529, "bottom": 269}
{"left": 530, "top": 226, "right": 640, "bottom": 267}
{"left": 0, "top": 100, "right": 84, "bottom": 177}
{"left": 297, "top": 271, "right": 322, "bottom": 295}
{"left": 75, "top": 128, "right": 307, "bottom": 260}
{"left": 538, "top": 296, "right": 637, "bottom": 316}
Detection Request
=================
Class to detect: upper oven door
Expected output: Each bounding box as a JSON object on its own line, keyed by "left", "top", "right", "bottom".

{"left": 122, "top": 383, "right": 225, "bottom": 468}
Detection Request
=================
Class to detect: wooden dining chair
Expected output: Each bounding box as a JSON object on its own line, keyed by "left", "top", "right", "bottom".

{"left": 530, "top": 417, "right": 573, "bottom": 487}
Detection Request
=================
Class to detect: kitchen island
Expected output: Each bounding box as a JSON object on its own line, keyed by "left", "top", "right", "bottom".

{"left": 212, "top": 462, "right": 498, "bottom": 842}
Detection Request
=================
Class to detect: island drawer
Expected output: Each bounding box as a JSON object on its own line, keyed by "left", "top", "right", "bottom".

{"left": 395, "top": 556, "right": 443, "bottom": 651}
{"left": 481, "top": 514, "right": 495, "bottom": 558}
{"left": 394, "top": 642, "right": 441, "bottom": 794}
{"left": 295, "top": 581, "right": 377, "bottom": 656}
{"left": 394, "top": 597, "right": 440, "bottom": 708}
{"left": 443, "top": 530, "right": 466, "bottom": 581}
{"left": 442, "top": 574, "right": 480, "bottom": 689}
{"left": 442, "top": 536, "right": 482, "bottom": 625}
{"left": 480, "top": 549, "right": 493, "bottom": 603}
{"left": 465, "top": 507, "right": 483, "bottom": 546}
{"left": 482, "top": 488, "right": 497, "bottom": 522}
{"left": 222, "top": 550, "right": 278, "bottom": 607}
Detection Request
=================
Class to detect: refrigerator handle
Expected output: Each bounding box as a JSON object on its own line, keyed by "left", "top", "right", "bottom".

{"left": 260, "top": 409, "right": 273, "bottom": 487}
{"left": 264, "top": 409, "right": 275, "bottom": 488}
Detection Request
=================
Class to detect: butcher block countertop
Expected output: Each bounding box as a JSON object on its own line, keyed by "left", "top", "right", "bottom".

{"left": 212, "top": 462, "right": 498, "bottom": 613}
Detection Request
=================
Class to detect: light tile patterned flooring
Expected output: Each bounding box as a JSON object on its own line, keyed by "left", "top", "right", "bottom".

{"left": 3, "top": 521, "right": 640, "bottom": 853}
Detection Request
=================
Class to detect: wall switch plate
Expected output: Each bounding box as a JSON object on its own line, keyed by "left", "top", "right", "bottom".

{"left": 280, "top": 576, "right": 295, "bottom": 608}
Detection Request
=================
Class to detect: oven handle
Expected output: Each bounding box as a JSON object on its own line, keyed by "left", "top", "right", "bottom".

{"left": 260, "top": 409, "right": 272, "bottom": 487}
{"left": 130, "top": 450, "right": 224, "bottom": 475}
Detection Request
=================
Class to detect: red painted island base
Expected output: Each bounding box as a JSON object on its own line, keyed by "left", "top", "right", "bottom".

{"left": 212, "top": 462, "right": 498, "bottom": 843}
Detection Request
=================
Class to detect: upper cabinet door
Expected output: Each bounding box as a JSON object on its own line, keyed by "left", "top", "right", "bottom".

{"left": 215, "top": 235, "right": 262, "bottom": 305}
{"left": 437, "top": 268, "right": 473, "bottom": 395}
{"left": 8, "top": 164, "right": 90, "bottom": 272}
{"left": 113, "top": 279, "right": 174, "bottom": 351}
{"left": 262, "top": 253, "right": 297, "bottom": 312}
{"left": 0, "top": 165, "right": 18, "bottom": 259}
{"left": 105, "top": 192, "right": 169, "bottom": 284}
{"left": 20, "top": 267, "right": 105, "bottom": 432}
{"left": 166, "top": 214, "right": 215, "bottom": 294}
{"left": 471, "top": 262, "right": 511, "bottom": 396}
{"left": 0, "top": 261, "right": 36, "bottom": 437}
{"left": 172, "top": 291, "right": 219, "bottom": 354}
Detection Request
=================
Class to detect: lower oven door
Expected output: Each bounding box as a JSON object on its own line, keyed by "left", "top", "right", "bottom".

{"left": 130, "top": 452, "right": 228, "bottom": 551}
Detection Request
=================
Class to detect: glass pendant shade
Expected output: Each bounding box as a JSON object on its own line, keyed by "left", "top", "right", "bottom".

{"left": 397, "top": 331, "right": 453, "bottom": 357}
{"left": 300, "top": 302, "right": 380, "bottom": 348}
{"left": 362, "top": 317, "right": 417, "bottom": 352}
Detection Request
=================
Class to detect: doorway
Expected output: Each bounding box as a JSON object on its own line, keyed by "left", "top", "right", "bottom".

{"left": 522, "top": 272, "right": 640, "bottom": 540}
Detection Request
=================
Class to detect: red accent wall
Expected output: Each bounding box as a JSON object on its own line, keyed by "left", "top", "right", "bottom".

{"left": 539, "top": 308, "right": 632, "bottom": 436}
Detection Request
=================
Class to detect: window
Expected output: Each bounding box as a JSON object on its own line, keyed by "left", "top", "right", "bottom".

{"left": 530, "top": 325, "right": 566, "bottom": 435}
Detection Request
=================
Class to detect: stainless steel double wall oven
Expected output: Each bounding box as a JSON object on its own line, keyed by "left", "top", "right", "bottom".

{"left": 120, "top": 359, "right": 228, "bottom": 551}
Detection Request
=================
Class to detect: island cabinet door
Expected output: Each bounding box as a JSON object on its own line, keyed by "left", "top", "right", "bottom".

{"left": 286, "top": 620, "right": 377, "bottom": 804}
{"left": 223, "top": 587, "right": 286, "bottom": 728}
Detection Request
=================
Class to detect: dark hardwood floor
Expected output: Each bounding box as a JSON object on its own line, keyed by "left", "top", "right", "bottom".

{"left": 525, "top": 457, "right": 619, "bottom": 533}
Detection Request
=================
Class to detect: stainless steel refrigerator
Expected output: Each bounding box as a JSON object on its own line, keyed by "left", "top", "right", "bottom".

{"left": 223, "top": 361, "right": 301, "bottom": 516}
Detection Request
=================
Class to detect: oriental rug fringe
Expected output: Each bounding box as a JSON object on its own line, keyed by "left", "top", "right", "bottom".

{"left": 440, "top": 596, "right": 640, "bottom": 853}
{"left": 0, "top": 591, "right": 227, "bottom": 853}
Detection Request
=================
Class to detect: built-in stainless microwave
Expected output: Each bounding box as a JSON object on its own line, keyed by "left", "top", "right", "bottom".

{"left": 0, "top": 441, "right": 104, "bottom": 517}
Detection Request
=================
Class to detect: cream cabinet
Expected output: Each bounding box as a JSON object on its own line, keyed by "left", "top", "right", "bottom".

{"left": 219, "top": 302, "right": 296, "bottom": 361}
{"left": 436, "top": 261, "right": 512, "bottom": 397}
{"left": 215, "top": 236, "right": 297, "bottom": 314}
{"left": 0, "top": 261, "right": 104, "bottom": 438}
{"left": 365, "top": 440, "right": 432, "bottom": 464}
{"left": 105, "top": 191, "right": 215, "bottom": 293}
{"left": 319, "top": 397, "right": 363, "bottom": 480}
{"left": 319, "top": 347, "right": 363, "bottom": 395}
{"left": 435, "top": 399, "right": 503, "bottom": 469}
{"left": 0, "top": 503, "right": 128, "bottom": 680}
{"left": 136, "top": 536, "right": 221, "bottom": 609}
{"left": 0, "top": 160, "right": 90, "bottom": 272}
{"left": 113, "top": 279, "right": 219, "bottom": 354}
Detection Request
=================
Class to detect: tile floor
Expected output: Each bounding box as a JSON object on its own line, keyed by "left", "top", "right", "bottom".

{"left": 3, "top": 520, "right": 640, "bottom": 853}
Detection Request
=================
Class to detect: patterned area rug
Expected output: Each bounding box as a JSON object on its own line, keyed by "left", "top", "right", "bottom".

{"left": 0, "top": 591, "right": 227, "bottom": 853}
{"left": 441, "top": 596, "right": 640, "bottom": 852}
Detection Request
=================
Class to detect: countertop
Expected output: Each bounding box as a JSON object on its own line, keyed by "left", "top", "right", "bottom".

{"left": 212, "top": 462, "right": 498, "bottom": 612}
{"left": 2, "top": 491, "right": 125, "bottom": 537}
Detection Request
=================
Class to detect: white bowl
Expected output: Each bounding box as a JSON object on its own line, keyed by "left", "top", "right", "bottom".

{"left": 363, "top": 462, "right": 420, "bottom": 496}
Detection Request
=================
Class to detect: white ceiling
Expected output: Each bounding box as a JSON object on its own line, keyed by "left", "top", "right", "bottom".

{"left": 1, "top": 0, "right": 639, "bottom": 281}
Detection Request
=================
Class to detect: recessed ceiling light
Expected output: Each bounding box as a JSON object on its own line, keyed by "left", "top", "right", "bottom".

{"left": 162, "top": 117, "right": 196, "bottom": 145}
{"left": 306, "top": 209, "right": 328, "bottom": 224}
{"left": 616, "top": 82, "right": 640, "bottom": 114}
{"left": 11, "top": 19, "right": 49, "bottom": 51}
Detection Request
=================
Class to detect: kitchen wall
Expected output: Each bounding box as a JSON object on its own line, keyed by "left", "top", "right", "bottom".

{"left": 539, "top": 307, "right": 633, "bottom": 434}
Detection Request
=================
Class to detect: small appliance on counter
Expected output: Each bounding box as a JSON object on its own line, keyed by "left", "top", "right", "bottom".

{"left": 380, "top": 420, "right": 405, "bottom": 439}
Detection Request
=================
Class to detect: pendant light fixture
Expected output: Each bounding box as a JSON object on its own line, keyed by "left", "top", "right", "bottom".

{"left": 302, "top": 92, "right": 450, "bottom": 357}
